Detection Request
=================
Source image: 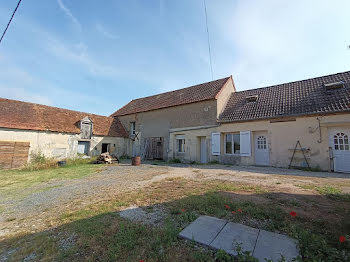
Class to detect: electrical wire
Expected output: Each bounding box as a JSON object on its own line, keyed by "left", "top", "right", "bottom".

{"left": 203, "top": 0, "right": 213, "bottom": 80}
{"left": 0, "top": 0, "right": 23, "bottom": 45}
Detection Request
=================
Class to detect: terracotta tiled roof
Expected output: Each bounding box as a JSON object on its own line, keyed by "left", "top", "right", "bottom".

{"left": 219, "top": 71, "right": 350, "bottom": 122}
{"left": 0, "top": 98, "right": 128, "bottom": 137}
{"left": 111, "top": 76, "right": 231, "bottom": 116}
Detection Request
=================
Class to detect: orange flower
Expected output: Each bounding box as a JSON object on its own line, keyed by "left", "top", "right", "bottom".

{"left": 140, "top": 260, "right": 145, "bottom": 262}
{"left": 237, "top": 208, "right": 242, "bottom": 213}
{"left": 231, "top": 211, "right": 236, "bottom": 214}
{"left": 289, "top": 211, "right": 297, "bottom": 217}
{"left": 339, "top": 236, "right": 346, "bottom": 243}
{"left": 224, "top": 204, "right": 230, "bottom": 209}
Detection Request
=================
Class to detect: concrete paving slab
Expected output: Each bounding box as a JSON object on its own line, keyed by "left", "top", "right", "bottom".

{"left": 178, "top": 216, "right": 227, "bottom": 245}
{"left": 210, "top": 222, "right": 259, "bottom": 256}
{"left": 253, "top": 230, "right": 299, "bottom": 262}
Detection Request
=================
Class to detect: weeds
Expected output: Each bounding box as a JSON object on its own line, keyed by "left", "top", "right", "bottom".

{"left": 169, "top": 158, "right": 182, "bottom": 164}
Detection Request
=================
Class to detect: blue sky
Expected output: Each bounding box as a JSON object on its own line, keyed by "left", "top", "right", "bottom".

{"left": 0, "top": 0, "right": 349, "bottom": 116}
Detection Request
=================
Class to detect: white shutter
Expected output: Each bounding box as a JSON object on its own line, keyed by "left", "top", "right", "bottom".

{"left": 240, "top": 131, "right": 251, "bottom": 156}
{"left": 211, "top": 132, "right": 221, "bottom": 155}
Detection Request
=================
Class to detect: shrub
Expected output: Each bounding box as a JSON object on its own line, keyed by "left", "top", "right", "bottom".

{"left": 23, "top": 151, "right": 58, "bottom": 171}
{"left": 169, "top": 158, "right": 182, "bottom": 164}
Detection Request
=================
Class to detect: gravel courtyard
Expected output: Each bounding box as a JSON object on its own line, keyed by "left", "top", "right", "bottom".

{"left": 1, "top": 161, "right": 350, "bottom": 240}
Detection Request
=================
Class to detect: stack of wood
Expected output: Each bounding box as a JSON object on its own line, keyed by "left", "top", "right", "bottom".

{"left": 95, "top": 152, "right": 119, "bottom": 164}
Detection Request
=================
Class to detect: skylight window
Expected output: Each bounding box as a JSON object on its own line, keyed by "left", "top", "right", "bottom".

{"left": 324, "top": 81, "right": 344, "bottom": 90}
{"left": 246, "top": 95, "right": 258, "bottom": 103}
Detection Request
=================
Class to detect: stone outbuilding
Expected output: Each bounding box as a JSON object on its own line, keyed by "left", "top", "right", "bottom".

{"left": 0, "top": 98, "right": 128, "bottom": 168}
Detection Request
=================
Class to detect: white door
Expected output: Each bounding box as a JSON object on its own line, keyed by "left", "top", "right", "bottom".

{"left": 329, "top": 128, "right": 350, "bottom": 173}
{"left": 255, "top": 132, "right": 269, "bottom": 166}
{"left": 200, "top": 137, "right": 207, "bottom": 164}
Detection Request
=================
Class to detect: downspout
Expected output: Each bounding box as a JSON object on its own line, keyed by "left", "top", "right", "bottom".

{"left": 317, "top": 117, "right": 322, "bottom": 143}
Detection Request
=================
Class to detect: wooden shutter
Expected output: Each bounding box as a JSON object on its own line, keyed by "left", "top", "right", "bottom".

{"left": 240, "top": 131, "right": 251, "bottom": 156}
{"left": 211, "top": 132, "right": 221, "bottom": 155}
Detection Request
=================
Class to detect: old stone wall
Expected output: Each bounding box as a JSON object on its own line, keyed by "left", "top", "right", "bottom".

{"left": 0, "top": 128, "right": 127, "bottom": 161}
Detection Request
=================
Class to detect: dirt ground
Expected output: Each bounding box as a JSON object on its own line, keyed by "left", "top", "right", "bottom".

{"left": 1, "top": 162, "right": 350, "bottom": 240}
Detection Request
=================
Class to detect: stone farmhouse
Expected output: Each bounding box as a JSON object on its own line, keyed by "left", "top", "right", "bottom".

{"left": 0, "top": 98, "right": 128, "bottom": 168}
{"left": 0, "top": 71, "right": 349, "bottom": 172}
{"left": 112, "top": 71, "right": 350, "bottom": 173}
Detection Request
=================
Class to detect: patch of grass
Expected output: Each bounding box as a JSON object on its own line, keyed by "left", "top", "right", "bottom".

{"left": 315, "top": 185, "right": 342, "bottom": 195}
{"left": 2, "top": 177, "right": 350, "bottom": 261}
{"left": 292, "top": 166, "right": 324, "bottom": 172}
{"left": 297, "top": 184, "right": 350, "bottom": 202}
{"left": 0, "top": 162, "right": 102, "bottom": 198}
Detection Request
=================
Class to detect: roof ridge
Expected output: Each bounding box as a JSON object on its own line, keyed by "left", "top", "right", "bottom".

{"left": 0, "top": 97, "right": 112, "bottom": 118}
{"left": 234, "top": 70, "right": 350, "bottom": 94}
{"left": 130, "top": 76, "right": 231, "bottom": 102}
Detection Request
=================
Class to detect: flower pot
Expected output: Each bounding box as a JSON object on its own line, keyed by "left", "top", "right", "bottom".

{"left": 132, "top": 156, "right": 141, "bottom": 166}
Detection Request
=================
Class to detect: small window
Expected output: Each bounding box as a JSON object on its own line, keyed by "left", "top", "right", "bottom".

{"left": 130, "top": 122, "right": 136, "bottom": 135}
{"left": 225, "top": 133, "right": 240, "bottom": 154}
{"left": 334, "top": 133, "right": 349, "bottom": 151}
{"left": 176, "top": 135, "right": 185, "bottom": 153}
{"left": 324, "top": 81, "right": 344, "bottom": 90}
{"left": 257, "top": 136, "right": 267, "bottom": 150}
{"left": 246, "top": 95, "right": 258, "bottom": 103}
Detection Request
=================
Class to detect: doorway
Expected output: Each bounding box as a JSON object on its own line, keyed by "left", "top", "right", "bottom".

{"left": 255, "top": 131, "right": 269, "bottom": 166}
{"left": 77, "top": 141, "right": 90, "bottom": 155}
{"left": 200, "top": 137, "right": 207, "bottom": 164}
{"left": 101, "top": 143, "right": 110, "bottom": 154}
{"left": 329, "top": 128, "right": 350, "bottom": 173}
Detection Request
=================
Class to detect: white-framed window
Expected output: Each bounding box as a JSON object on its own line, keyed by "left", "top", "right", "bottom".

{"left": 130, "top": 122, "right": 136, "bottom": 135}
{"left": 225, "top": 133, "right": 240, "bottom": 154}
{"left": 334, "top": 133, "right": 349, "bottom": 151}
{"left": 176, "top": 135, "right": 185, "bottom": 153}
{"left": 257, "top": 136, "right": 267, "bottom": 150}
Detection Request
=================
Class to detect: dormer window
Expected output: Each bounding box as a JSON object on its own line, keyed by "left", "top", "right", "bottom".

{"left": 246, "top": 95, "right": 258, "bottom": 103}
{"left": 80, "top": 116, "right": 93, "bottom": 139}
{"left": 324, "top": 81, "right": 344, "bottom": 90}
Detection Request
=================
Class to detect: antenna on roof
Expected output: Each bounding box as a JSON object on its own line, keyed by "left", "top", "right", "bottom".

{"left": 203, "top": 0, "right": 214, "bottom": 80}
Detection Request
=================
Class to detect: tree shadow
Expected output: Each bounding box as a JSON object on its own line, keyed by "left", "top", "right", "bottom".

{"left": 1, "top": 189, "right": 349, "bottom": 261}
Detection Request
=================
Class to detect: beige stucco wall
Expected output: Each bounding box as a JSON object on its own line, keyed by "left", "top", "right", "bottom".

{"left": 0, "top": 128, "right": 127, "bottom": 161}
{"left": 117, "top": 99, "right": 218, "bottom": 159}
{"left": 216, "top": 77, "right": 235, "bottom": 118}
{"left": 168, "top": 113, "right": 350, "bottom": 171}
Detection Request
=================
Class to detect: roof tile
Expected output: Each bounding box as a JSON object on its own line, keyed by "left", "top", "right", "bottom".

{"left": 111, "top": 76, "right": 231, "bottom": 116}
{"left": 0, "top": 98, "right": 128, "bottom": 137}
{"left": 219, "top": 71, "right": 350, "bottom": 122}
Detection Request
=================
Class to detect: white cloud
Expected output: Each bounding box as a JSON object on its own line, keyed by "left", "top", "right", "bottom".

{"left": 95, "top": 23, "right": 120, "bottom": 40}
{"left": 0, "top": 86, "right": 53, "bottom": 105}
{"left": 213, "top": 0, "right": 350, "bottom": 91}
{"left": 57, "top": 0, "right": 82, "bottom": 31}
{"left": 47, "top": 38, "right": 120, "bottom": 77}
